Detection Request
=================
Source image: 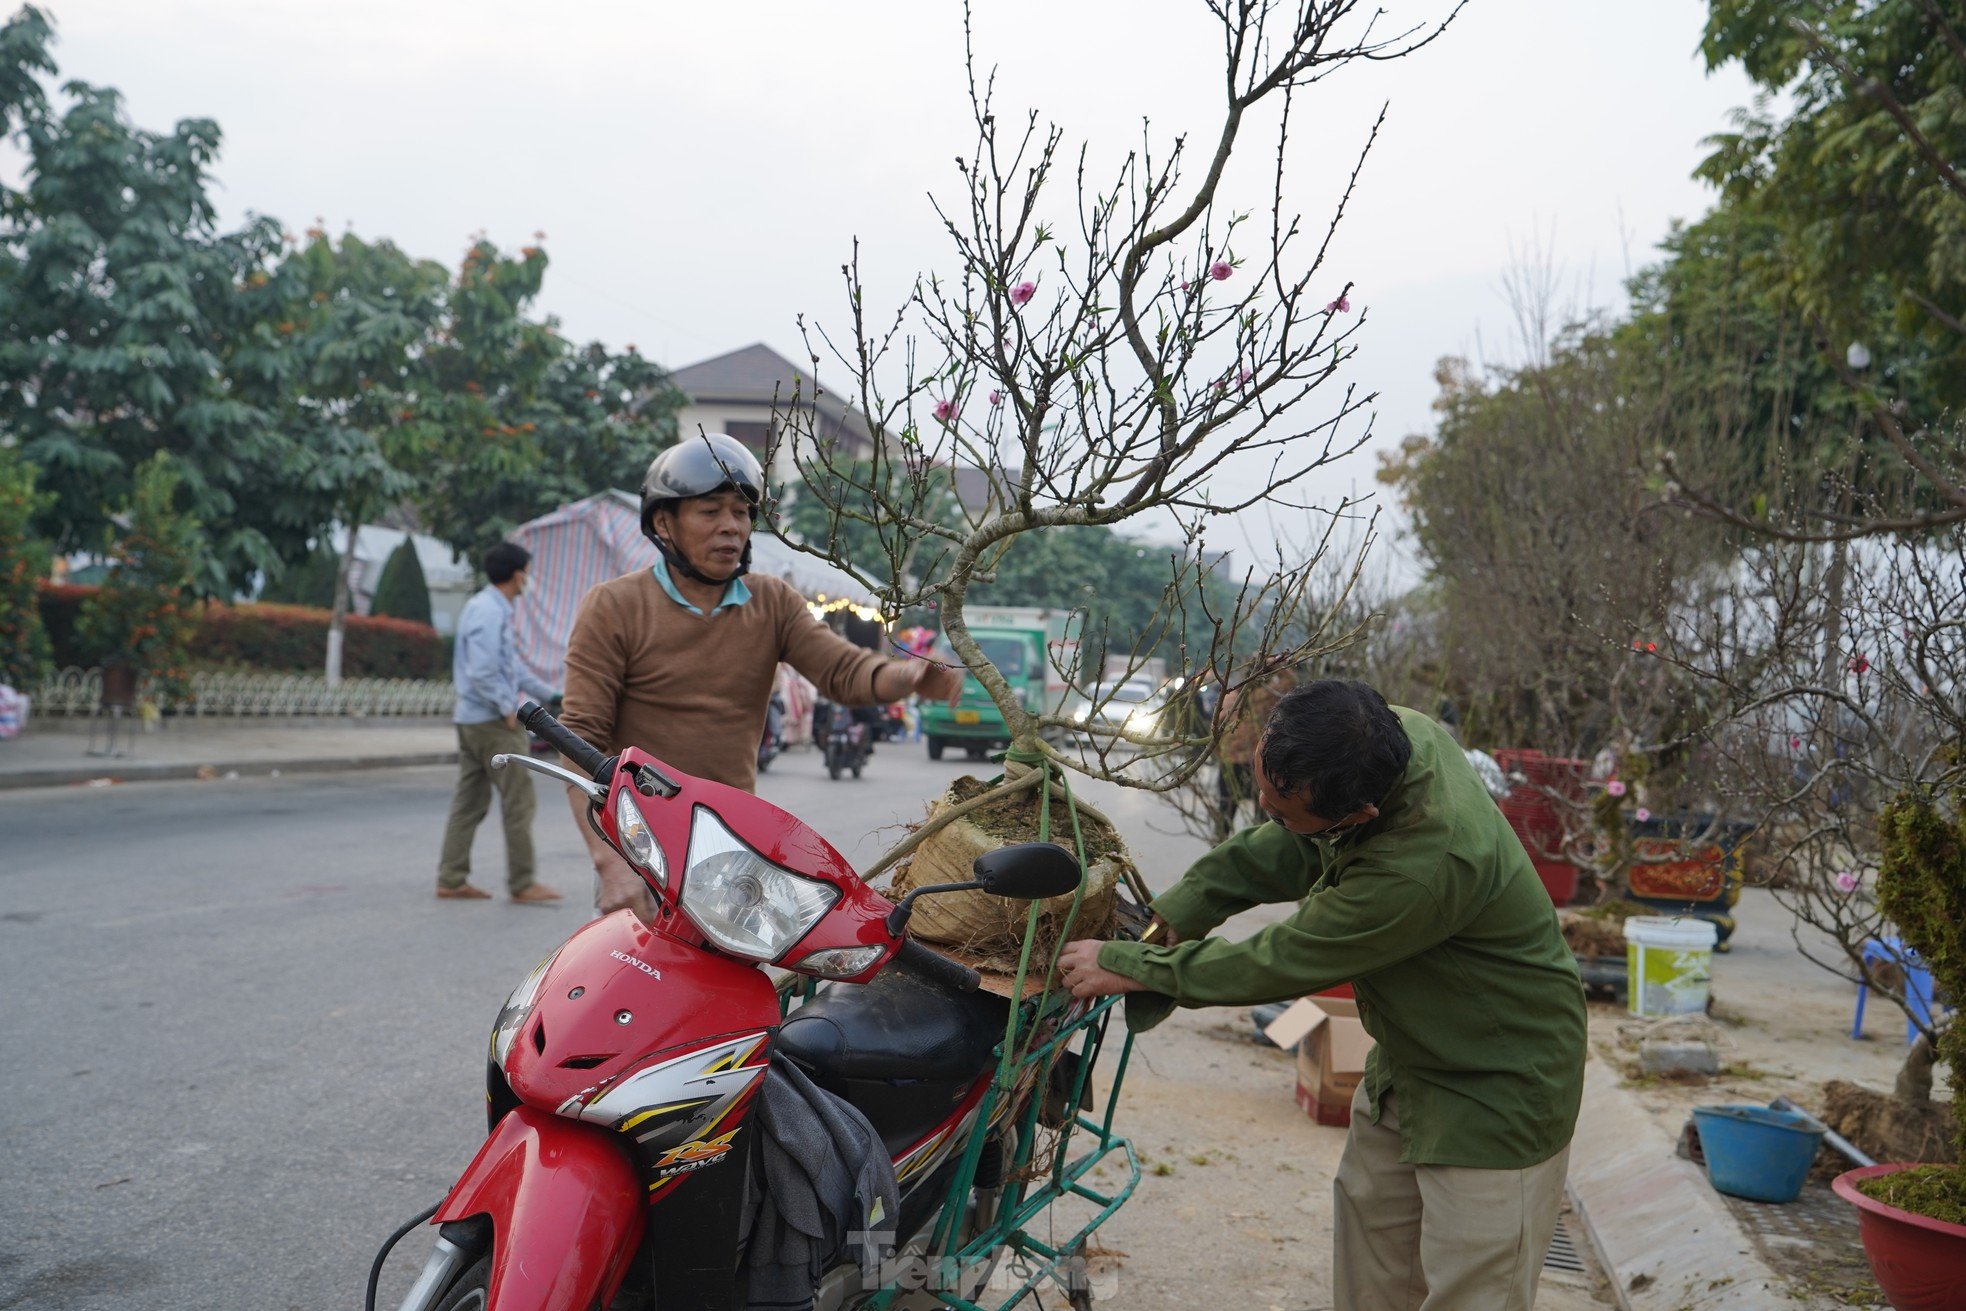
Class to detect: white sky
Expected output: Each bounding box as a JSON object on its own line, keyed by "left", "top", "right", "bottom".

{"left": 39, "top": 0, "right": 1759, "bottom": 572}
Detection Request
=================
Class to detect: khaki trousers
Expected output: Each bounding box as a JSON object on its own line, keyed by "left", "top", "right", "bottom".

{"left": 437, "top": 721, "right": 537, "bottom": 892}
{"left": 1332, "top": 1084, "right": 1570, "bottom": 1311}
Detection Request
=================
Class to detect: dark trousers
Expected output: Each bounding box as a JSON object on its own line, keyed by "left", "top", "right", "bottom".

{"left": 437, "top": 721, "right": 537, "bottom": 892}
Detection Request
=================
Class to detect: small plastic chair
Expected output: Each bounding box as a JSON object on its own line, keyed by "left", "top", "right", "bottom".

{"left": 1851, "top": 937, "right": 1938, "bottom": 1044}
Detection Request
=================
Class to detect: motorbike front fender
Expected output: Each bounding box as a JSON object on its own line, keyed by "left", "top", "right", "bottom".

{"left": 432, "top": 1104, "right": 645, "bottom": 1311}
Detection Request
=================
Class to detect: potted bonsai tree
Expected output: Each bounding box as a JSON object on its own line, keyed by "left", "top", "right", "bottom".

{"left": 1830, "top": 787, "right": 1965, "bottom": 1306}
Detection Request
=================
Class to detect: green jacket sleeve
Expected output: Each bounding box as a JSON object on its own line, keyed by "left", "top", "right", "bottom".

{"left": 1146, "top": 822, "right": 1327, "bottom": 941}
{"left": 1099, "top": 862, "right": 1460, "bottom": 1011}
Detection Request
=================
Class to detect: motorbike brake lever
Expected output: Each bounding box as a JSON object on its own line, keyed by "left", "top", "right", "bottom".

{"left": 490, "top": 753, "right": 605, "bottom": 802}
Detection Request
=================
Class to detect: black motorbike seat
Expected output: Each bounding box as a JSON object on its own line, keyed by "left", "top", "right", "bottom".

{"left": 775, "top": 964, "right": 1009, "bottom": 1083}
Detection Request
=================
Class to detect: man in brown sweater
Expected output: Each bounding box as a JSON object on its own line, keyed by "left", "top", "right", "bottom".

{"left": 559, "top": 434, "right": 962, "bottom": 919}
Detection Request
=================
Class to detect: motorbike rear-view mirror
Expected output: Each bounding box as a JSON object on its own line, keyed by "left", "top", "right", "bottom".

{"left": 971, "top": 842, "right": 1083, "bottom": 901}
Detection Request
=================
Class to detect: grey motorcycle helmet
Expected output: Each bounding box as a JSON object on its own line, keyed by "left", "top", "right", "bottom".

{"left": 639, "top": 433, "right": 766, "bottom": 582}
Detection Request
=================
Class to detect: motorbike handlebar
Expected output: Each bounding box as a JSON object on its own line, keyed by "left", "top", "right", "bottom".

{"left": 893, "top": 937, "right": 982, "bottom": 993}
{"left": 519, "top": 700, "right": 615, "bottom": 787}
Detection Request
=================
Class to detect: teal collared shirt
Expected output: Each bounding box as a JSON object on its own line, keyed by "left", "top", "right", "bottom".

{"left": 651, "top": 556, "right": 751, "bottom": 615}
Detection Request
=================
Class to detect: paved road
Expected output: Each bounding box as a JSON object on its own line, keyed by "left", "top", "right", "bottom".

{"left": 0, "top": 741, "right": 1209, "bottom": 1311}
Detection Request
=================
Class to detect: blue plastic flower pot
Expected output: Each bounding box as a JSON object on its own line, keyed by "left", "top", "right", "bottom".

{"left": 1692, "top": 1104, "right": 1824, "bottom": 1203}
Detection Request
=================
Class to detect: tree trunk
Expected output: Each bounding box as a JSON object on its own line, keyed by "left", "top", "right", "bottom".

{"left": 1894, "top": 1032, "right": 1937, "bottom": 1104}
{"left": 325, "top": 520, "right": 360, "bottom": 688}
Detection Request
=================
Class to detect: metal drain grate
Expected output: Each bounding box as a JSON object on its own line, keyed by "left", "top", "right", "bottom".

{"left": 1717, "top": 1180, "right": 1879, "bottom": 1303}
{"left": 1543, "top": 1214, "right": 1587, "bottom": 1275}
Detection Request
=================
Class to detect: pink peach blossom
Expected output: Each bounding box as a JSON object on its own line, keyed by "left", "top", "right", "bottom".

{"left": 1010, "top": 281, "right": 1036, "bottom": 306}
{"left": 1635, "top": 807, "right": 1651, "bottom": 822}
{"left": 933, "top": 399, "right": 956, "bottom": 422}
{"left": 987, "top": 389, "right": 1003, "bottom": 406}
{"left": 1323, "top": 292, "right": 1352, "bottom": 314}
{"left": 1606, "top": 780, "right": 1627, "bottom": 798}
{"left": 1833, "top": 870, "right": 1858, "bottom": 893}
{"left": 1209, "top": 260, "right": 1233, "bottom": 281}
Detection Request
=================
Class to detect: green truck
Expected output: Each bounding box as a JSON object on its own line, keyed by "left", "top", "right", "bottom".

{"left": 920, "top": 606, "right": 1080, "bottom": 760}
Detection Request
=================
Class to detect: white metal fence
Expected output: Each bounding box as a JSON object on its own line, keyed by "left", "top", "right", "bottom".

{"left": 30, "top": 667, "right": 454, "bottom": 718}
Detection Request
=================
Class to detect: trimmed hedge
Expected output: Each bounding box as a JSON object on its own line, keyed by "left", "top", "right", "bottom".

{"left": 38, "top": 584, "right": 446, "bottom": 679}
{"left": 371, "top": 538, "right": 433, "bottom": 625}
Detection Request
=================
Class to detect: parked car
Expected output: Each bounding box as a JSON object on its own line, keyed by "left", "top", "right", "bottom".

{"left": 1068, "top": 680, "right": 1167, "bottom": 743}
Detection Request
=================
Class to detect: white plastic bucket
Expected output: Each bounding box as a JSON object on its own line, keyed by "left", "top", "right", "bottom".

{"left": 1625, "top": 916, "right": 1718, "bottom": 1017}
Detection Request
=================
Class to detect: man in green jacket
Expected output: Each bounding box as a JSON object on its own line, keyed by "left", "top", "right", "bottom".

{"left": 1058, "top": 680, "right": 1585, "bottom": 1311}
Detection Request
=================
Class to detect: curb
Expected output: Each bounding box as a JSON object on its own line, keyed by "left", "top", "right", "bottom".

{"left": 0, "top": 751, "right": 459, "bottom": 792}
{"left": 1565, "top": 1057, "right": 1812, "bottom": 1310}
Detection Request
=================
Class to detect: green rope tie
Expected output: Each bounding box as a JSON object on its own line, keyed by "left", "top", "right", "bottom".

{"left": 993, "top": 755, "right": 1094, "bottom": 1086}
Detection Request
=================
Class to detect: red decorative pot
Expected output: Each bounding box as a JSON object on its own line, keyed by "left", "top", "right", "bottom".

{"left": 1832, "top": 1163, "right": 1966, "bottom": 1310}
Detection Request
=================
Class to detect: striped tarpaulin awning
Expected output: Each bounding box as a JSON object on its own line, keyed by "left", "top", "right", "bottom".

{"left": 510, "top": 492, "right": 660, "bottom": 692}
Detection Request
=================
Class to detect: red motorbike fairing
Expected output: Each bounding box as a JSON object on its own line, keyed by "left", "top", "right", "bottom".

{"left": 501, "top": 910, "right": 780, "bottom": 1115}
{"left": 432, "top": 1104, "right": 644, "bottom": 1311}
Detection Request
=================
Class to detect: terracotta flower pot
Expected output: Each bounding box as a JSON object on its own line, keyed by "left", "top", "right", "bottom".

{"left": 1832, "top": 1163, "right": 1966, "bottom": 1311}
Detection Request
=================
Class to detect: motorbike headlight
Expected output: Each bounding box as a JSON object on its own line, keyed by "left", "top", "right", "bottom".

{"left": 679, "top": 806, "right": 840, "bottom": 961}
{"left": 614, "top": 787, "right": 667, "bottom": 887}
{"left": 490, "top": 949, "right": 559, "bottom": 1065}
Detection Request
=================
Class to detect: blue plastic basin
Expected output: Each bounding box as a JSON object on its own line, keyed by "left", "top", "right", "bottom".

{"left": 1692, "top": 1104, "right": 1825, "bottom": 1203}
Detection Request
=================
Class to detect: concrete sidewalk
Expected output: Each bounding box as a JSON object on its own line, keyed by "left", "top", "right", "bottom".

{"left": 0, "top": 717, "right": 460, "bottom": 790}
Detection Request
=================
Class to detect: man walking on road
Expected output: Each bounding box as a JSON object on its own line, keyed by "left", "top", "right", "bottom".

{"left": 1058, "top": 679, "right": 1586, "bottom": 1311}
{"left": 437, "top": 542, "right": 563, "bottom": 904}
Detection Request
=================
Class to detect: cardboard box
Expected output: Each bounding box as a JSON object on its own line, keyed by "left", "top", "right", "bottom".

{"left": 1264, "top": 996, "right": 1375, "bottom": 1127}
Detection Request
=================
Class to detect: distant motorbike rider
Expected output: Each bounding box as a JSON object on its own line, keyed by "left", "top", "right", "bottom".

{"left": 559, "top": 433, "right": 964, "bottom": 920}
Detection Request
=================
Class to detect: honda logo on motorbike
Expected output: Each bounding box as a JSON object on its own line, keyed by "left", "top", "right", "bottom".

{"left": 609, "top": 950, "right": 662, "bottom": 979}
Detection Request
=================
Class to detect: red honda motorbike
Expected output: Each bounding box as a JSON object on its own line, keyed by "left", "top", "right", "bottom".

{"left": 371, "top": 701, "right": 1124, "bottom": 1311}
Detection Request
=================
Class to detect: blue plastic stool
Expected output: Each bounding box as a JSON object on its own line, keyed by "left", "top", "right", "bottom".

{"left": 1851, "top": 937, "right": 1937, "bottom": 1043}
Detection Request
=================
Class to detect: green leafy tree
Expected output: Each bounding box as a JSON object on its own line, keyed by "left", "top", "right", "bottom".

{"left": 1682, "top": 0, "right": 1966, "bottom": 536}
{"left": 1700, "top": 0, "right": 1966, "bottom": 400}
{"left": 0, "top": 8, "right": 303, "bottom": 595}
{"left": 0, "top": 10, "right": 684, "bottom": 678}
{"left": 258, "top": 544, "right": 339, "bottom": 608}
{"left": 408, "top": 242, "right": 684, "bottom": 562}
{"left": 265, "top": 229, "right": 448, "bottom": 683}
{"left": 0, "top": 445, "right": 54, "bottom": 686}
{"left": 75, "top": 453, "right": 205, "bottom": 700}
{"left": 370, "top": 536, "right": 432, "bottom": 625}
